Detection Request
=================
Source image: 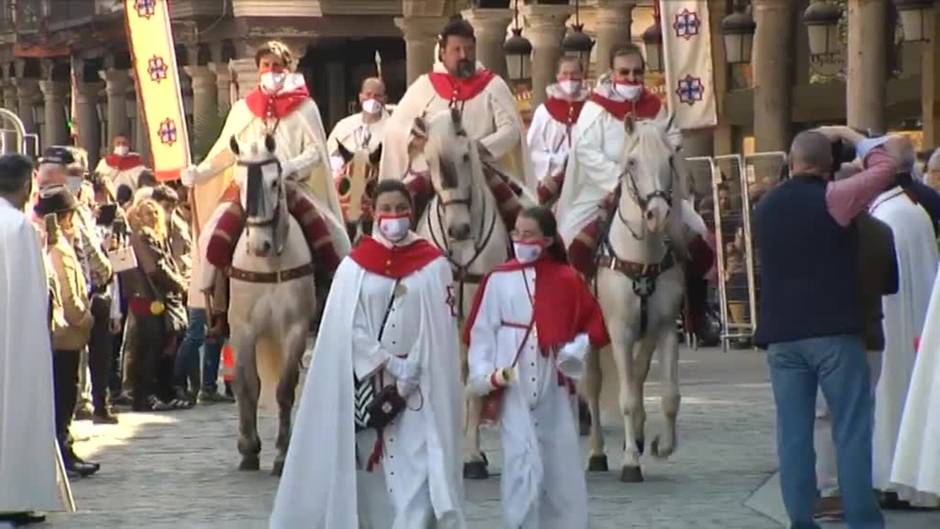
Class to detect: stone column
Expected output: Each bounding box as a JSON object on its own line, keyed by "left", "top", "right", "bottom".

{"left": 752, "top": 0, "right": 794, "bottom": 152}
{"left": 395, "top": 16, "right": 448, "bottom": 85}
{"left": 75, "top": 81, "right": 103, "bottom": 168}
{"left": 184, "top": 65, "right": 219, "bottom": 157}
{"left": 209, "top": 62, "right": 233, "bottom": 116}
{"left": 230, "top": 58, "right": 258, "bottom": 99}
{"left": 523, "top": 3, "right": 573, "bottom": 110}
{"left": 38, "top": 79, "right": 69, "bottom": 149}
{"left": 133, "top": 91, "right": 151, "bottom": 163}
{"left": 462, "top": 8, "right": 514, "bottom": 80}
{"left": 595, "top": 0, "right": 637, "bottom": 76}
{"left": 846, "top": 0, "right": 888, "bottom": 134}
{"left": 13, "top": 80, "right": 40, "bottom": 135}
{"left": 100, "top": 69, "right": 131, "bottom": 143}
{"left": 2, "top": 81, "right": 17, "bottom": 114}
{"left": 923, "top": 4, "right": 940, "bottom": 148}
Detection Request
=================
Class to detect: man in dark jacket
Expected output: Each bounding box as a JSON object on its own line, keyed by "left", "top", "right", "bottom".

{"left": 754, "top": 127, "right": 898, "bottom": 529}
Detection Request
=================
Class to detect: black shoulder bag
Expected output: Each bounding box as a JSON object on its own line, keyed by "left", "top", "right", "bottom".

{"left": 354, "top": 279, "right": 407, "bottom": 432}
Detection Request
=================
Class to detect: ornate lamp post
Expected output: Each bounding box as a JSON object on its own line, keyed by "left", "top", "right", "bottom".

{"left": 562, "top": 0, "right": 595, "bottom": 70}
{"left": 504, "top": 0, "right": 532, "bottom": 84}
{"left": 803, "top": 1, "right": 843, "bottom": 59}
{"left": 720, "top": 3, "right": 757, "bottom": 65}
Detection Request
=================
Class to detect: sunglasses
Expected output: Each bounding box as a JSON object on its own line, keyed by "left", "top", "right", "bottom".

{"left": 616, "top": 68, "right": 645, "bottom": 76}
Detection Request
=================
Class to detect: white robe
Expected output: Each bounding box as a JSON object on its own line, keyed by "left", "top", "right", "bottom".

{"left": 467, "top": 268, "right": 587, "bottom": 529}
{"left": 869, "top": 189, "right": 939, "bottom": 494}
{"left": 527, "top": 104, "right": 572, "bottom": 184}
{"left": 327, "top": 111, "right": 389, "bottom": 173}
{"left": 93, "top": 157, "right": 147, "bottom": 194}
{"left": 270, "top": 249, "right": 465, "bottom": 529}
{"left": 0, "top": 197, "right": 64, "bottom": 513}
{"left": 380, "top": 62, "right": 533, "bottom": 191}
{"left": 890, "top": 264, "right": 940, "bottom": 506}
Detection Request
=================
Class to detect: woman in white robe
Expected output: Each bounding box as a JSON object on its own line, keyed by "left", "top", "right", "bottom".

{"left": 465, "top": 206, "right": 609, "bottom": 529}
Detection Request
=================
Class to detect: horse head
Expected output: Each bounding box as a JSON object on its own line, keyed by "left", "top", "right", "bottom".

{"left": 336, "top": 140, "right": 381, "bottom": 230}
{"left": 231, "top": 134, "right": 287, "bottom": 257}
{"left": 409, "top": 107, "right": 479, "bottom": 242}
{"left": 620, "top": 108, "right": 681, "bottom": 235}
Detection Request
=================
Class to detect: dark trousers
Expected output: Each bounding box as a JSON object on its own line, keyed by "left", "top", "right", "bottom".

{"left": 131, "top": 313, "right": 165, "bottom": 410}
{"left": 88, "top": 294, "right": 113, "bottom": 412}
{"left": 53, "top": 349, "right": 81, "bottom": 450}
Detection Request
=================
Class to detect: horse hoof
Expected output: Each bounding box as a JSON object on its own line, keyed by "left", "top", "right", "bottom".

{"left": 587, "top": 454, "right": 609, "bottom": 472}
{"left": 651, "top": 436, "right": 674, "bottom": 459}
{"left": 463, "top": 460, "right": 489, "bottom": 480}
{"left": 636, "top": 438, "right": 646, "bottom": 456}
{"left": 239, "top": 455, "right": 260, "bottom": 471}
{"left": 620, "top": 465, "right": 644, "bottom": 483}
{"left": 272, "top": 460, "right": 284, "bottom": 477}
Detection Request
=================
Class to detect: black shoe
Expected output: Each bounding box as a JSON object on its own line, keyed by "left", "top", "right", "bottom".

{"left": 66, "top": 446, "right": 100, "bottom": 472}
{"left": 0, "top": 511, "right": 46, "bottom": 525}
{"left": 65, "top": 458, "right": 99, "bottom": 477}
{"left": 92, "top": 410, "right": 119, "bottom": 424}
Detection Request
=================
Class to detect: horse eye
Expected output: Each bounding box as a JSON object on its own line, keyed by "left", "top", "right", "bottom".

{"left": 628, "top": 158, "right": 637, "bottom": 167}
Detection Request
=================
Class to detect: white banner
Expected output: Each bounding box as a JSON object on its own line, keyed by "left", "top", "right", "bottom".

{"left": 659, "top": 1, "right": 718, "bottom": 130}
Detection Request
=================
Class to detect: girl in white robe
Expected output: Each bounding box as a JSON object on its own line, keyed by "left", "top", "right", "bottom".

{"left": 465, "top": 206, "right": 609, "bottom": 529}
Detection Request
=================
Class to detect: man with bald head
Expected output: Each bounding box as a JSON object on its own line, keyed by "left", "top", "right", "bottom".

{"left": 327, "top": 77, "right": 388, "bottom": 173}
{"left": 753, "top": 126, "right": 898, "bottom": 529}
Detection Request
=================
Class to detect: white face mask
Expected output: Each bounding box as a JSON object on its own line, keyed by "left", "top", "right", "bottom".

{"left": 513, "top": 241, "right": 543, "bottom": 264}
{"left": 66, "top": 176, "right": 83, "bottom": 195}
{"left": 113, "top": 145, "right": 130, "bottom": 157}
{"left": 378, "top": 214, "right": 410, "bottom": 242}
{"left": 260, "top": 71, "right": 287, "bottom": 93}
{"left": 362, "top": 98, "right": 383, "bottom": 115}
{"left": 614, "top": 82, "right": 643, "bottom": 101}
{"left": 559, "top": 80, "right": 582, "bottom": 96}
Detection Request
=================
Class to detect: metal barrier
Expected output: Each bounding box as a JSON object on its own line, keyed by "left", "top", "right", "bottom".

{"left": 0, "top": 107, "right": 39, "bottom": 157}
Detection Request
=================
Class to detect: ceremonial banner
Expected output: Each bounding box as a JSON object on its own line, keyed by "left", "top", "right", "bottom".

{"left": 124, "top": 0, "right": 190, "bottom": 181}
{"left": 659, "top": 1, "right": 718, "bottom": 130}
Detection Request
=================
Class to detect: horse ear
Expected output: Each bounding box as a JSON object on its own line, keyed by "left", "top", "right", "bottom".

{"left": 229, "top": 136, "right": 240, "bottom": 156}
{"left": 369, "top": 143, "right": 383, "bottom": 165}
{"left": 409, "top": 117, "right": 428, "bottom": 156}
{"left": 264, "top": 134, "right": 276, "bottom": 154}
{"left": 336, "top": 141, "right": 354, "bottom": 163}
{"left": 450, "top": 107, "right": 466, "bottom": 137}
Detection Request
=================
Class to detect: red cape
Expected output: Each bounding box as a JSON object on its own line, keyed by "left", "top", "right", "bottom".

{"left": 349, "top": 236, "right": 443, "bottom": 279}
{"left": 589, "top": 88, "right": 662, "bottom": 121}
{"left": 544, "top": 97, "right": 586, "bottom": 126}
{"left": 428, "top": 69, "right": 496, "bottom": 102}
{"left": 463, "top": 258, "right": 610, "bottom": 350}
{"left": 103, "top": 153, "right": 144, "bottom": 171}
{"left": 245, "top": 84, "right": 311, "bottom": 119}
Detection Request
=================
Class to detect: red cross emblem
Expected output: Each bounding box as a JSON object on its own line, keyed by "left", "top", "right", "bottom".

{"left": 134, "top": 0, "right": 156, "bottom": 19}
{"left": 676, "top": 75, "right": 705, "bottom": 105}
{"left": 446, "top": 284, "right": 458, "bottom": 318}
{"left": 147, "top": 55, "right": 168, "bottom": 83}
{"left": 157, "top": 118, "right": 178, "bottom": 145}
{"left": 672, "top": 9, "right": 701, "bottom": 40}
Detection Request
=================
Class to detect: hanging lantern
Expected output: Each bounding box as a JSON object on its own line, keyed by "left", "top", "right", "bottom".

{"left": 504, "top": 27, "right": 532, "bottom": 83}
{"left": 562, "top": 24, "right": 594, "bottom": 69}
{"left": 803, "top": 1, "right": 843, "bottom": 58}
{"left": 642, "top": 23, "right": 664, "bottom": 73}
{"left": 896, "top": 0, "right": 933, "bottom": 42}
{"left": 720, "top": 8, "right": 756, "bottom": 65}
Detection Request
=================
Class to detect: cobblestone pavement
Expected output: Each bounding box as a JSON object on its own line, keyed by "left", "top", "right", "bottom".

{"left": 29, "top": 347, "right": 938, "bottom": 529}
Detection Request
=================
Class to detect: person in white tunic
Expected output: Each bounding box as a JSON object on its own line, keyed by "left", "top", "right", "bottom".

{"left": 890, "top": 266, "right": 940, "bottom": 507}
{"left": 270, "top": 179, "right": 465, "bottom": 529}
{"left": 92, "top": 134, "right": 152, "bottom": 195}
{"left": 327, "top": 77, "right": 389, "bottom": 173}
{"left": 868, "top": 147, "right": 939, "bottom": 500}
{"left": 465, "top": 206, "right": 609, "bottom": 529}
{"left": 0, "top": 154, "right": 70, "bottom": 525}
{"left": 527, "top": 56, "right": 589, "bottom": 206}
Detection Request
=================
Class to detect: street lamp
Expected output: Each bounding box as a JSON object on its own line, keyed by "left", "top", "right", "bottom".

{"left": 562, "top": 0, "right": 594, "bottom": 71}
{"left": 504, "top": 0, "right": 532, "bottom": 84}
{"left": 803, "top": 1, "right": 843, "bottom": 59}
{"left": 720, "top": 6, "right": 756, "bottom": 65}
{"left": 895, "top": 0, "right": 933, "bottom": 42}
{"left": 642, "top": 23, "right": 664, "bottom": 73}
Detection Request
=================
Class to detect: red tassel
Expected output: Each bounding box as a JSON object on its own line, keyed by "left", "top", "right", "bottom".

{"left": 366, "top": 430, "right": 384, "bottom": 472}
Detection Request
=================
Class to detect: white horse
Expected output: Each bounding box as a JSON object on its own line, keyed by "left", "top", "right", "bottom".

{"left": 334, "top": 140, "right": 382, "bottom": 242}
{"left": 409, "top": 107, "right": 512, "bottom": 479}
{"left": 226, "top": 135, "right": 318, "bottom": 476}
{"left": 583, "top": 112, "right": 688, "bottom": 482}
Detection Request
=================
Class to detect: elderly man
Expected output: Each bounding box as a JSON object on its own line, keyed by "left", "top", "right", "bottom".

{"left": 754, "top": 127, "right": 898, "bottom": 529}
{"left": 327, "top": 77, "right": 388, "bottom": 173}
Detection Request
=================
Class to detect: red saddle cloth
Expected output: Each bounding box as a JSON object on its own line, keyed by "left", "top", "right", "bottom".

{"left": 206, "top": 183, "right": 341, "bottom": 278}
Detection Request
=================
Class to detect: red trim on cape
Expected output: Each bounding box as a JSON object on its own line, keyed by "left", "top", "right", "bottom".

{"left": 104, "top": 153, "right": 144, "bottom": 171}
{"left": 543, "top": 97, "right": 586, "bottom": 126}
{"left": 463, "top": 258, "right": 610, "bottom": 350}
{"left": 244, "top": 85, "right": 311, "bottom": 119}
{"left": 588, "top": 89, "right": 662, "bottom": 121}
{"left": 428, "top": 70, "right": 496, "bottom": 102}
{"left": 349, "top": 236, "right": 443, "bottom": 279}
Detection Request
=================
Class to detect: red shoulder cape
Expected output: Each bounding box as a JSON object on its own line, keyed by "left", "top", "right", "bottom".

{"left": 245, "top": 84, "right": 311, "bottom": 119}
{"left": 103, "top": 153, "right": 144, "bottom": 171}
{"left": 544, "top": 97, "right": 585, "bottom": 126}
{"left": 428, "top": 69, "right": 496, "bottom": 102}
{"left": 588, "top": 88, "right": 662, "bottom": 121}
{"left": 349, "top": 236, "right": 443, "bottom": 279}
{"left": 462, "top": 258, "right": 610, "bottom": 350}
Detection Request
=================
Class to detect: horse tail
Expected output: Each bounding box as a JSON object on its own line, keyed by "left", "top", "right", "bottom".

{"left": 256, "top": 334, "right": 283, "bottom": 411}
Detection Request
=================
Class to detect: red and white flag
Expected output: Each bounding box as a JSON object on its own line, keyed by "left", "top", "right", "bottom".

{"left": 659, "top": 1, "right": 718, "bottom": 130}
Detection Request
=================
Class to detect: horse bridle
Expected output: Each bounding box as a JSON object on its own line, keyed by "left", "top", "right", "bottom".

{"left": 616, "top": 156, "right": 678, "bottom": 240}
{"left": 240, "top": 158, "right": 286, "bottom": 255}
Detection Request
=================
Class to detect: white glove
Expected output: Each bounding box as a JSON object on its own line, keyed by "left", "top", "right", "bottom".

{"left": 386, "top": 355, "right": 420, "bottom": 384}
{"left": 557, "top": 334, "right": 590, "bottom": 380}
{"left": 397, "top": 379, "right": 418, "bottom": 398}
{"left": 180, "top": 165, "right": 200, "bottom": 188}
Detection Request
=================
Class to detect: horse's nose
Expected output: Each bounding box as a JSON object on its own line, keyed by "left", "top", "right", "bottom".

{"left": 448, "top": 223, "right": 471, "bottom": 241}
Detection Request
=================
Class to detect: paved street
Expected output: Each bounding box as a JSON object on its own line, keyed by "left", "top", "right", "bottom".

{"left": 30, "top": 347, "right": 939, "bottom": 528}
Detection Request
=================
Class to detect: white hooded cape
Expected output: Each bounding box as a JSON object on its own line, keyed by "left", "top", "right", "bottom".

{"left": 890, "top": 263, "right": 940, "bottom": 506}
{"left": 869, "top": 189, "right": 939, "bottom": 493}
{"left": 379, "top": 62, "right": 533, "bottom": 191}
{"left": 269, "top": 254, "right": 464, "bottom": 529}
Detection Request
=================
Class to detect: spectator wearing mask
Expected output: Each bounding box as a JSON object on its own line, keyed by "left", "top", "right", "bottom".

{"left": 327, "top": 77, "right": 389, "bottom": 174}
{"left": 93, "top": 134, "right": 150, "bottom": 197}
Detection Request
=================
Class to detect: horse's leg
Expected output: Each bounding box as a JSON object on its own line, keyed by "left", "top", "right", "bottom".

{"left": 611, "top": 324, "right": 643, "bottom": 482}
{"left": 583, "top": 346, "right": 608, "bottom": 472}
{"left": 632, "top": 336, "right": 658, "bottom": 458}
{"left": 232, "top": 328, "right": 262, "bottom": 471}
{"left": 651, "top": 326, "right": 681, "bottom": 459}
{"left": 272, "top": 324, "right": 305, "bottom": 477}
